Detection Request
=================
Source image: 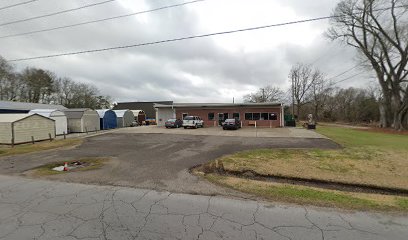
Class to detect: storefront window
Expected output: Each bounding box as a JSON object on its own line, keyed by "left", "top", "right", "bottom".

{"left": 269, "top": 113, "right": 277, "bottom": 120}
{"left": 261, "top": 113, "right": 269, "bottom": 120}
{"left": 208, "top": 112, "right": 215, "bottom": 120}
{"left": 245, "top": 113, "right": 252, "bottom": 120}
{"left": 253, "top": 113, "right": 260, "bottom": 120}
{"left": 233, "top": 113, "right": 240, "bottom": 119}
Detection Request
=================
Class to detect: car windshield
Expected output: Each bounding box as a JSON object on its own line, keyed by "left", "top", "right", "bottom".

{"left": 225, "top": 119, "right": 235, "bottom": 122}
{"left": 184, "top": 116, "right": 194, "bottom": 120}
{"left": 167, "top": 119, "right": 176, "bottom": 122}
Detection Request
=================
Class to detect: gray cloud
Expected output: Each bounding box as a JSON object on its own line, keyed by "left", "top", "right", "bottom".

{"left": 0, "top": 0, "right": 368, "bottom": 103}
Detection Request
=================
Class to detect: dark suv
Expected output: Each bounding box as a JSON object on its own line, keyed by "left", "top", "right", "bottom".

{"left": 222, "top": 118, "right": 241, "bottom": 130}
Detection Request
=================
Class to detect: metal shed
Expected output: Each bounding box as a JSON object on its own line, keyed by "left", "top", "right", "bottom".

{"left": 96, "top": 110, "right": 117, "bottom": 130}
{"left": 0, "top": 100, "right": 66, "bottom": 113}
{"left": 0, "top": 114, "right": 55, "bottom": 144}
{"left": 29, "top": 109, "right": 68, "bottom": 135}
{"left": 113, "top": 110, "right": 135, "bottom": 128}
{"left": 63, "top": 109, "right": 100, "bottom": 133}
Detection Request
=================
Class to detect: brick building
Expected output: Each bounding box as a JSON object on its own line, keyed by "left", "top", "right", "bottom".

{"left": 155, "top": 103, "right": 284, "bottom": 127}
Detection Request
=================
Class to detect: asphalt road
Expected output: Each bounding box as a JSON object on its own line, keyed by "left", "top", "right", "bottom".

{"left": 0, "top": 175, "right": 406, "bottom": 240}
{"left": 0, "top": 133, "right": 340, "bottom": 194}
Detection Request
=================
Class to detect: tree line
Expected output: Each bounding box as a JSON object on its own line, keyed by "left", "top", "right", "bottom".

{"left": 0, "top": 56, "right": 111, "bottom": 109}
{"left": 246, "top": 0, "right": 407, "bottom": 130}
{"left": 244, "top": 64, "right": 381, "bottom": 125}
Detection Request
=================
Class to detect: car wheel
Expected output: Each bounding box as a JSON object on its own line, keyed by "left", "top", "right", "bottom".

{"left": 184, "top": 127, "right": 187, "bottom": 129}
{"left": 194, "top": 124, "right": 198, "bottom": 129}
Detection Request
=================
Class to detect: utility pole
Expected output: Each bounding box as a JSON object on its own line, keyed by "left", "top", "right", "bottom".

{"left": 292, "top": 77, "right": 295, "bottom": 120}
{"left": 261, "top": 88, "right": 265, "bottom": 102}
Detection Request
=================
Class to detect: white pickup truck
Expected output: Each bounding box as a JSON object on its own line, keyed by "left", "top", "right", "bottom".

{"left": 183, "top": 116, "right": 204, "bottom": 129}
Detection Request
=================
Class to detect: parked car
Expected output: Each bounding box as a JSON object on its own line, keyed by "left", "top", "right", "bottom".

{"left": 183, "top": 116, "right": 204, "bottom": 129}
{"left": 222, "top": 118, "right": 241, "bottom": 130}
{"left": 165, "top": 119, "right": 183, "bottom": 128}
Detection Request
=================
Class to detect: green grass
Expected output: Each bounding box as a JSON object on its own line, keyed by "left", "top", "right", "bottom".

{"left": 196, "top": 125, "right": 408, "bottom": 211}
{"left": 205, "top": 174, "right": 407, "bottom": 212}
{"left": 316, "top": 126, "right": 408, "bottom": 149}
{"left": 0, "top": 139, "right": 83, "bottom": 157}
{"left": 396, "top": 198, "right": 408, "bottom": 210}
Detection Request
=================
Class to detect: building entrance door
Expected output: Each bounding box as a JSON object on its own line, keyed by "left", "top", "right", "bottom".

{"left": 218, "top": 113, "right": 229, "bottom": 126}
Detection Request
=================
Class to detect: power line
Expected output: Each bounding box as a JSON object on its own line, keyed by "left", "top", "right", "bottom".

{"left": 7, "top": 16, "right": 333, "bottom": 62}
{"left": 0, "top": 0, "right": 206, "bottom": 39}
{"left": 6, "top": 4, "right": 408, "bottom": 62}
{"left": 330, "top": 72, "right": 366, "bottom": 86}
{"left": 0, "top": 0, "right": 115, "bottom": 27}
{"left": 0, "top": 0, "right": 38, "bottom": 11}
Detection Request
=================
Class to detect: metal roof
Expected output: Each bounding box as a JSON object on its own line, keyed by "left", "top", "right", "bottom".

{"left": 0, "top": 100, "right": 66, "bottom": 111}
{"left": 113, "top": 101, "right": 172, "bottom": 119}
{"left": 113, "top": 109, "right": 133, "bottom": 118}
{"left": 62, "top": 108, "right": 92, "bottom": 119}
{"left": 0, "top": 113, "right": 54, "bottom": 123}
{"left": 96, "top": 109, "right": 115, "bottom": 118}
{"left": 28, "top": 109, "right": 66, "bottom": 118}
{"left": 154, "top": 102, "right": 283, "bottom": 108}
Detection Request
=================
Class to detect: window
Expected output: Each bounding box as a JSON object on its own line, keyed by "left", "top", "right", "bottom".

{"left": 269, "top": 113, "right": 278, "bottom": 120}
{"left": 184, "top": 116, "right": 194, "bottom": 120}
{"left": 233, "top": 113, "right": 240, "bottom": 119}
{"left": 245, "top": 113, "right": 252, "bottom": 120}
{"left": 208, "top": 112, "right": 215, "bottom": 120}
{"left": 182, "top": 113, "right": 188, "bottom": 119}
{"left": 261, "top": 113, "right": 269, "bottom": 120}
{"left": 253, "top": 113, "right": 260, "bottom": 120}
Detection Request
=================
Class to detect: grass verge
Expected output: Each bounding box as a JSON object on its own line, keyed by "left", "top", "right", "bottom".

{"left": 203, "top": 173, "right": 408, "bottom": 212}
{"left": 213, "top": 126, "right": 408, "bottom": 190}
{"left": 32, "top": 157, "right": 109, "bottom": 176}
{"left": 195, "top": 125, "right": 408, "bottom": 211}
{"left": 0, "top": 139, "right": 83, "bottom": 157}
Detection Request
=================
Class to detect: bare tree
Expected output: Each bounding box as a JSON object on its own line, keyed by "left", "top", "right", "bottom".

{"left": 289, "top": 63, "right": 320, "bottom": 119}
{"left": 327, "top": 0, "right": 408, "bottom": 130}
{"left": 310, "top": 70, "right": 331, "bottom": 120}
{"left": 243, "top": 86, "right": 285, "bottom": 103}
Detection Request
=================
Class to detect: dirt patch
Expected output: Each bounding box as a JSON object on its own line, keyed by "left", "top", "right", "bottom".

{"left": 24, "top": 157, "right": 110, "bottom": 177}
{"left": 192, "top": 163, "right": 408, "bottom": 196}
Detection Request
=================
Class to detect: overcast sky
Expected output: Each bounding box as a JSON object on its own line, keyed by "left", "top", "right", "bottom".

{"left": 0, "top": 0, "right": 375, "bottom": 103}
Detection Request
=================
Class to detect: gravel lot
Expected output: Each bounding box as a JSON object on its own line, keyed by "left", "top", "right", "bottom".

{"left": 0, "top": 129, "right": 340, "bottom": 195}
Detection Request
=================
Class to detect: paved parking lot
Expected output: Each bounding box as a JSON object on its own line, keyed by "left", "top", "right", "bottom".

{"left": 116, "top": 126, "right": 327, "bottom": 138}
{"left": 0, "top": 129, "right": 339, "bottom": 195}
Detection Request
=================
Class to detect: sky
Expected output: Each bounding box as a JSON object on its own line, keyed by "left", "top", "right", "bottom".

{"left": 0, "top": 0, "right": 376, "bottom": 103}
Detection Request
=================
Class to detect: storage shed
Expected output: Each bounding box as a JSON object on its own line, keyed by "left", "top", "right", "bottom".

{"left": 96, "top": 110, "right": 117, "bottom": 129}
{"left": 63, "top": 109, "right": 100, "bottom": 133}
{"left": 113, "top": 110, "right": 135, "bottom": 128}
{"left": 131, "top": 110, "right": 146, "bottom": 125}
{"left": 29, "top": 109, "right": 68, "bottom": 135}
{"left": 0, "top": 114, "right": 55, "bottom": 144}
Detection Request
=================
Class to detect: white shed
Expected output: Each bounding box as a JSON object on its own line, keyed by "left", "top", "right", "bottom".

{"left": 113, "top": 110, "right": 135, "bottom": 128}
{"left": 63, "top": 109, "right": 100, "bottom": 133}
{"left": 29, "top": 109, "right": 68, "bottom": 135}
{"left": 0, "top": 114, "right": 55, "bottom": 144}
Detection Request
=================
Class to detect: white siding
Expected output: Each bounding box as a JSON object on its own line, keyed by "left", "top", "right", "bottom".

{"left": 54, "top": 115, "right": 68, "bottom": 135}
{"left": 82, "top": 110, "right": 100, "bottom": 132}
{"left": 13, "top": 115, "right": 55, "bottom": 144}
{"left": 156, "top": 108, "right": 176, "bottom": 126}
{"left": 0, "top": 122, "right": 12, "bottom": 144}
{"left": 67, "top": 118, "right": 82, "bottom": 133}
